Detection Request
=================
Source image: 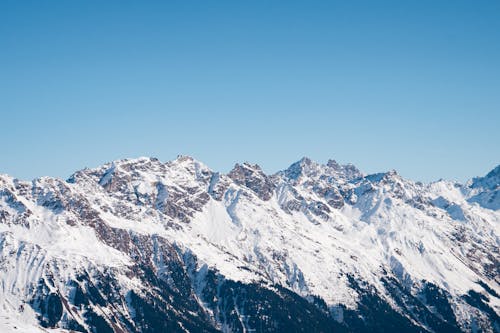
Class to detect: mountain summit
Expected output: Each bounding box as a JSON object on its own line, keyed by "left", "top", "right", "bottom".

{"left": 0, "top": 157, "right": 499, "bottom": 332}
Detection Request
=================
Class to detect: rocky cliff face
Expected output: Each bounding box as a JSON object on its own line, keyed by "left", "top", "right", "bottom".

{"left": 0, "top": 156, "right": 498, "bottom": 332}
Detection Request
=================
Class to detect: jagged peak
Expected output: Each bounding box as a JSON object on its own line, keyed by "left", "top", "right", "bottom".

{"left": 113, "top": 156, "right": 164, "bottom": 171}
{"left": 298, "top": 156, "right": 313, "bottom": 165}
{"left": 283, "top": 157, "right": 364, "bottom": 183}
{"left": 174, "top": 154, "right": 195, "bottom": 163}
{"left": 470, "top": 164, "right": 500, "bottom": 190}
{"left": 32, "top": 175, "right": 65, "bottom": 185}
{"left": 228, "top": 162, "right": 274, "bottom": 200}
{"left": 228, "top": 162, "right": 269, "bottom": 183}
{"left": 170, "top": 155, "right": 208, "bottom": 168}
{"left": 283, "top": 157, "right": 321, "bottom": 181}
{"left": 0, "top": 173, "right": 14, "bottom": 184}
{"left": 98, "top": 156, "right": 160, "bottom": 169}
{"left": 242, "top": 161, "right": 262, "bottom": 170}
{"left": 485, "top": 164, "right": 500, "bottom": 179}
{"left": 286, "top": 156, "right": 315, "bottom": 169}
{"left": 168, "top": 155, "right": 213, "bottom": 178}
{"left": 326, "top": 159, "right": 340, "bottom": 168}
{"left": 386, "top": 169, "right": 399, "bottom": 177}
{"left": 68, "top": 157, "right": 163, "bottom": 182}
{"left": 326, "top": 159, "right": 359, "bottom": 170}
{"left": 67, "top": 155, "right": 216, "bottom": 189}
{"left": 230, "top": 162, "right": 265, "bottom": 174}
{"left": 0, "top": 174, "right": 17, "bottom": 190}
{"left": 365, "top": 169, "right": 401, "bottom": 184}
{"left": 77, "top": 156, "right": 160, "bottom": 172}
{"left": 326, "top": 159, "right": 363, "bottom": 180}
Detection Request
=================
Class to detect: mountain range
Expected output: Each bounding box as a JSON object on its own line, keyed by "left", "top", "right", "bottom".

{"left": 0, "top": 156, "right": 498, "bottom": 332}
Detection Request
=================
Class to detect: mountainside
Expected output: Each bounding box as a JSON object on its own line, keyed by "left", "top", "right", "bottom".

{"left": 0, "top": 156, "right": 498, "bottom": 333}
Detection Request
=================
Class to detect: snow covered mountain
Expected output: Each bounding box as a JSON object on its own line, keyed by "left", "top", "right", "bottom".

{"left": 0, "top": 156, "right": 498, "bottom": 333}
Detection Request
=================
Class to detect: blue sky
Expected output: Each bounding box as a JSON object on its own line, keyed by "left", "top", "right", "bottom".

{"left": 1, "top": 1, "right": 499, "bottom": 182}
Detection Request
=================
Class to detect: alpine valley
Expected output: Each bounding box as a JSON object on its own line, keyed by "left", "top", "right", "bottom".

{"left": 0, "top": 156, "right": 498, "bottom": 333}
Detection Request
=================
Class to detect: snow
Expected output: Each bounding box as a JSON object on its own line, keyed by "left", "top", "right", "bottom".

{"left": 0, "top": 156, "right": 499, "bottom": 331}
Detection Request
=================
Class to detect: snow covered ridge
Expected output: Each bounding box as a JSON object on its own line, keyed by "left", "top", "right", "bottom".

{"left": 0, "top": 156, "right": 499, "bottom": 333}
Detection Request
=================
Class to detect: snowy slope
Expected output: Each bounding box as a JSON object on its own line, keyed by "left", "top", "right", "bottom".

{"left": 0, "top": 156, "right": 498, "bottom": 332}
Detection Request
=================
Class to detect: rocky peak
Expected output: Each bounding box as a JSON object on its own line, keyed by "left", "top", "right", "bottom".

{"left": 228, "top": 162, "right": 275, "bottom": 201}
{"left": 326, "top": 159, "right": 341, "bottom": 169}
{"left": 365, "top": 169, "right": 400, "bottom": 184}
{"left": 0, "top": 174, "right": 13, "bottom": 188}
{"left": 486, "top": 164, "right": 500, "bottom": 179}
{"left": 283, "top": 157, "right": 322, "bottom": 182}
{"left": 326, "top": 159, "right": 363, "bottom": 181}
{"left": 467, "top": 164, "right": 500, "bottom": 210}
{"left": 384, "top": 169, "right": 399, "bottom": 180}
{"left": 471, "top": 164, "right": 500, "bottom": 190}
{"left": 67, "top": 157, "right": 165, "bottom": 185}
{"left": 167, "top": 155, "right": 213, "bottom": 184}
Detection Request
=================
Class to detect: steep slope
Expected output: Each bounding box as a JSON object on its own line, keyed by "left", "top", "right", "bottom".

{"left": 0, "top": 156, "right": 498, "bottom": 332}
{"left": 466, "top": 165, "right": 500, "bottom": 210}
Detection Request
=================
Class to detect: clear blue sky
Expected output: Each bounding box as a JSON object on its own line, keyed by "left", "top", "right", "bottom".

{"left": 1, "top": 1, "right": 499, "bottom": 182}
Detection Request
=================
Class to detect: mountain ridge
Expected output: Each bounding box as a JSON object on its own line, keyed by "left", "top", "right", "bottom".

{"left": 0, "top": 156, "right": 498, "bottom": 332}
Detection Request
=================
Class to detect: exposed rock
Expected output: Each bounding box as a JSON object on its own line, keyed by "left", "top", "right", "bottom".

{"left": 0, "top": 157, "right": 499, "bottom": 332}
{"left": 228, "top": 163, "right": 275, "bottom": 201}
